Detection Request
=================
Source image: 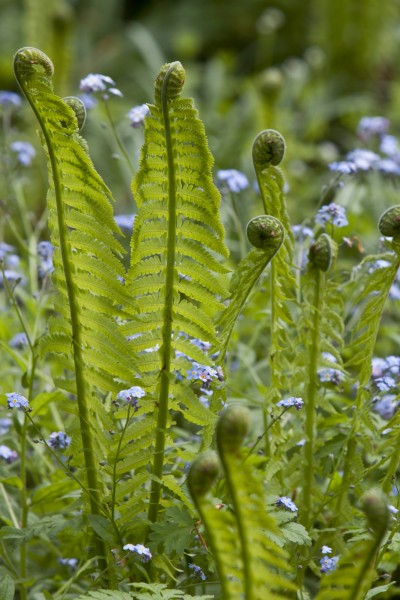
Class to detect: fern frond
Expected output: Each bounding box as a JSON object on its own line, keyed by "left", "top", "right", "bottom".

{"left": 13, "top": 47, "right": 132, "bottom": 572}
{"left": 124, "top": 62, "right": 230, "bottom": 526}
{"left": 217, "top": 216, "right": 285, "bottom": 363}
{"left": 188, "top": 408, "right": 296, "bottom": 600}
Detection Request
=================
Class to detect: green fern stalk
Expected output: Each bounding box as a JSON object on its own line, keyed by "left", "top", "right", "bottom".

{"left": 302, "top": 268, "right": 323, "bottom": 528}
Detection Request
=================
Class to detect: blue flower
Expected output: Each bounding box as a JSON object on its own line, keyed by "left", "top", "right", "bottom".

{"left": 58, "top": 557, "right": 78, "bottom": 569}
{"left": 79, "top": 74, "right": 122, "bottom": 99}
{"left": 115, "top": 214, "right": 136, "bottom": 230}
{"left": 0, "top": 445, "right": 18, "bottom": 464}
{"left": 188, "top": 563, "right": 206, "bottom": 581}
{"left": 357, "top": 116, "right": 389, "bottom": 141}
{"left": 0, "top": 91, "right": 22, "bottom": 108}
{"left": 320, "top": 555, "right": 339, "bottom": 574}
{"left": 186, "top": 363, "right": 218, "bottom": 383}
{"left": 328, "top": 161, "right": 357, "bottom": 175}
{"left": 276, "top": 397, "right": 304, "bottom": 410}
{"left": 373, "top": 395, "right": 397, "bottom": 420}
{"left": 48, "top": 431, "right": 72, "bottom": 450}
{"left": 346, "top": 149, "right": 380, "bottom": 171}
{"left": 276, "top": 496, "right": 298, "bottom": 512}
{"left": 123, "top": 543, "right": 152, "bottom": 562}
{"left": 318, "top": 368, "right": 343, "bottom": 385}
{"left": 0, "top": 418, "right": 12, "bottom": 435}
{"left": 376, "top": 159, "right": 400, "bottom": 176}
{"left": 6, "top": 393, "right": 30, "bottom": 411}
{"left": 321, "top": 545, "right": 332, "bottom": 554}
{"left": 380, "top": 134, "right": 399, "bottom": 157}
{"left": 315, "top": 203, "right": 348, "bottom": 228}
{"left": 375, "top": 376, "right": 396, "bottom": 392}
{"left": 217, "top": 169, "right": 249, "bottom": 193}
{"left": 116, "top": 386, "right": 145, "bottom": 410}
{"left": 10, "top": 141, "right": 36, "bottom": 166}
{"left": 9, "top": 332, "right": 28, "bottom": 349}
{"left": 78, "top": 93, "right": 98, "bottom": 110}
{"left": 127, "top": 104, "right": 150, "bottom": 128}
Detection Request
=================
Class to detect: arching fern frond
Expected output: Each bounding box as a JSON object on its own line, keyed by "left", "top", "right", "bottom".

{"left": 13, "top": 47, "right": 133, "bottom": 571}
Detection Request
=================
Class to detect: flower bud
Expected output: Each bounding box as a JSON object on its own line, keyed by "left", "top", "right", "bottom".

{"left": 217, "top": 406, "right": 250, "bottom": 453}
{"left": 252, "top": 129, "right": 286, "bottom": 170}
{"left": 246, "top": 215, "right": 284, "bottom": 251}
{"left": 378, "top": 205, "right": 400, "bottom": 239}
{"left": 187, "top": 452, "right": 220, "bottom": 498}
{"left": 154, "top": 62, "right": 185, "bottom": 105}
{"left": 361, "top": 488, "right": 389, "bottom": 537}
{"left": 308, "top": 233, "right": 337, "bottom": 272}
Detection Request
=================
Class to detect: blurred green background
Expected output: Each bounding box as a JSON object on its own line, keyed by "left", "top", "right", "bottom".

{"left": 2, "top": 0, "right": 400, "bottom": 223}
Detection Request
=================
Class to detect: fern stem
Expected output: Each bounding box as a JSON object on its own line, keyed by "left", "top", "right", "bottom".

{"left": 302, "top": 268, "right": 323, "bottom": 529}
{"left": 147, "top": 64, "right": 178, "bottom": 526}
{"left": 221, "top": 452, "right": 254, "bottom": 600}
{"left": 347, "top": 534, "right": 382, "bottom": 600}
{"left": 101, "top": 97, "right": 135, "bottom": 176}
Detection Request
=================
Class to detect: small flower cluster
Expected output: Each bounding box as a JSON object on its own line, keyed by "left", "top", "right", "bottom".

{"left": 188, "top": 562, "right": 206, "bottom": 581}
{"left": 48, "top": 431, "right": 71, "bottom": 450}
{"left": 127, "top": 104, "right": 150, "bottom": 128}
{"left": 217, "top": 169, "right": 249, "bottom": 193}
{"left": 371, "top": 355, "right": 400, "bottom": 420}
{"left": 10, "top": 141, "right": 36, "bottom": 166}
{"left": 276, "top": 397, "right": 304, "bottom": 410}
{"left": 319, "top": 546, "right": 339, "bottom": 574}
{"left": 38, "top": 241, "right": 54, "bottom": 278}
{"left": 0, "top": 243, "right": 24, "bottom": 289}
{"left": 315, "top": 203, "right": 348, "bottom": 228}
{"left": 0, "top": 444, "right": 18, "bottom": 464}
{"left": 58, "top": 557, "right": 78, "bottom": 569}
{"left": 329, "top": 116, "right": 400, "bottom": 177}
{"left": 79, "top": 74, "right": 122, "bottom": 100}
{"left": 123, "top": 543, "right": 152, "bottom": 563}
{"left": 6, "top": 392, "right": 31, "bottom": 411}
{"left": 0, "top": 91, "right": 22, "bottom": 109}
{"left": 276, "top": 496, "right": 298, "bottom": 512}
{"left": 9, "top": 332, "right": 28, "bottom": 349}
{"left": 115, "top": 386, "right": 145, "bottom": 410}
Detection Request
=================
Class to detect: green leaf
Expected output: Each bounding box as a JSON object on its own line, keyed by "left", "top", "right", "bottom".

{"left": 88, "top": 514, "right": 116, "bottom": 545}
{"left": 0, "top": 573, "right": 15, "bottom": 600}
{"left": 149, "top": 506, "right": 194, "bottom": 554}
{"left": 364, "top": 583, "right": 396, "bottom": 598}
{"left": 281, "top": 521, "right": 312, "bottom": 546}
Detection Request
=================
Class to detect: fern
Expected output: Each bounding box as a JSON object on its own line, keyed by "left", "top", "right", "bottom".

{"left": 252, "top": 130, "right": 298, "bottom": 397}
{"left": 334, "top": 249, "right": 400, "bottom": 520}
{"left": 13, "top": 47, "right": 132, "bottom": 572}
{"left": 188, "top": 407, "right": 296, "bottom": 600}
{"left": 316, "top": 489, "right": 390, "bottom": 600}
{"left": 124, "top": 62, "right": 230, "bottom": 527}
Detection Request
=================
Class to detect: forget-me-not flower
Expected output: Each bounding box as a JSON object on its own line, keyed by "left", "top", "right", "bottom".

{"left": 6, "top": 393, "right": 30, "bottom": 411}
{"left": 217, "top": 169, "right": 249, "bottom": 193}
{"left": 123, "top": 543, "right": 152, "bottom": 562}
{"left": 0, "top": 445, "right": 18, "bottom": 464}
{"left": 315, "top": 203, "right": 348, "bottom": 228}
{"left": 48, "top": 431, "right": 72, "bottom": 450}
{"left": 276, "top": 397, "right": 304, "bottom": 410}
{"left": 116, "top": 386, "right": 145, "bottom": 410}
{"left": 10, "top": 141, "right": 36, "bottom": 166}
{"left": 127, "top": 104, "right": 150, "bottom": 128}
{"left": 276, "top": 496, "right": 298, "bottom": 512}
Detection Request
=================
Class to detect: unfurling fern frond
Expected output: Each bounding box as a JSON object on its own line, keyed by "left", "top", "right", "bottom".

{"left": 316, "top": 489, "right": 390, "bottom": 600}
{"left": 188, "top": 407, "right": 296, "bottom": 600}
{"left": 252, "top": 130, "right": 298, "bottom": 400}
{"left": 217, "top": 215, "right": 285, "bottom": 363}
{"left": 124, "top": 62, "right": 230, "bottom": 525}
{"left": 13, "top": 47, "right": 132, "bottom": 569}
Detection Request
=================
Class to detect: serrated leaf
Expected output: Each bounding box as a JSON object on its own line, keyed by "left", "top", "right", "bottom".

{"left": 0, "top": 573, "right": 15, "bottom": 600}
{"left": 281, "top": 521, "right": 311, "bottom": 546}
{"left": 149, "top": 505, "right": 194, "bottom": 554}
